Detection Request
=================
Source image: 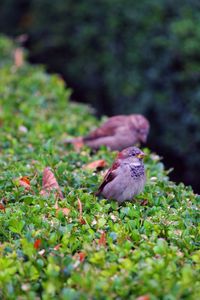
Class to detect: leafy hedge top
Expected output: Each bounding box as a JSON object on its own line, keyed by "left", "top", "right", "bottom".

{"left": 0, "top": 36, "right": 199, "bottom": 300}
{"left": 1, "top": 0, "right": 200, "bottom": 190}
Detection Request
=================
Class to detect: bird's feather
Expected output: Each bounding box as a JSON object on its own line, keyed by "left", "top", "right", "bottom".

{"left": 96, "top": 160, "right": 120, "bottom": 195}
{"left": 84, "top": 115, "right": 127, "bottom": 141}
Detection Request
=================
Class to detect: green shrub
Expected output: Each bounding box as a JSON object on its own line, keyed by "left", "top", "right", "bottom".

{"left": 0, "top": 0, "right": 200, "bottom": 190}
{"left": 0, "top": 35, "right": 199, "bottom": 299}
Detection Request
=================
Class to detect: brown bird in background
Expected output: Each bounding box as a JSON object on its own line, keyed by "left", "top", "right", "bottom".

{"left": 96, "top": 146, "right": 146, "bottom": 203}
{"left": 65, "top": 114, "right": 150, "bottom": 151}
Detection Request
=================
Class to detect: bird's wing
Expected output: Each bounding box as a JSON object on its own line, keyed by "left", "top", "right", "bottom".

{"left": 96, "top": 160, "right": 120, "bottom": 195}
{"left": 84, "top": 115, "right": 126, "bottom": 141}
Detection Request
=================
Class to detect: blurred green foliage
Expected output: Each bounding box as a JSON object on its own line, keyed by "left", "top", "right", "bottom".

{"left": 0, "top": 1, "right": 200, "bottom": 190}
{"left": 0, "top": 35, "right": 200, "bottom": 299}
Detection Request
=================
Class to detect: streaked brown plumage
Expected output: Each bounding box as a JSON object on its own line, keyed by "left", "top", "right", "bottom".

{"left": 96, "top": 146, "right": 146, "bottom": 203}
{"left": 66, "top": 114, "right": 150, "bottom": 150}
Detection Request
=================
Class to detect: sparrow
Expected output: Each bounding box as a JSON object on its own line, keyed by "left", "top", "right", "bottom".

{"left": 96, "top": 146, "right": 146, "bottom": 203}
{"left": 65, "top": 114, "right": 149, "bottom": 151}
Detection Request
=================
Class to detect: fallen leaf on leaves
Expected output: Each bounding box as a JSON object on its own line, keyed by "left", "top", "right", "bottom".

{"left": 140, "top": 199, "right": 148, "bottom": 206}
{"left": 80, "top": 218, "right": 86, "bottom": 224}
{"left": 77, "top": 198, "right": 82, "bottom": 215}
{"left": 54, "top": 198, "right": 70, "bottom": 217}
{"left": 74, "top": 251, "right": 86, "bottom": 262}
{"left": 19, "top": 176, "right": 31, "bottom": 190}
{"left": 84, "top": 159, "right": 107, "bottom": 170}
{"left": 0, "top": 198, "right": 6, "bottom": 212}
{"left": 0, "top": 203, "right": 5, "bottom": 212}
{"left": 14, "top": 47, "right": 24, "bottom": 68}
{"left": 40, "top": 167, "right": 63, "bottom": 199}
{"left": 34, "top": 239, "right": 41, "bottom": 249}
{"left": 136, "top": 296, "right": 150, "bottom": 300}
{"left": 98, "top": 231, "right": 106, "bottom": 247}
{"left": 77, "top": 198, "right": 86, "bottom": 224}
{"left": 61, "top": 207, "right": 70, "bottom": 215}
{"left": 54, "top": 199, "right": 59, "bottom": 210}
{"left": 54, "top": 244, "right": 62, "bottom": 251}
{"left": 56, "top": 207, "right": 70, "bottom": 216}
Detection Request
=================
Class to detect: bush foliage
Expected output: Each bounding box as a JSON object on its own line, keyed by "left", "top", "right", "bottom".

{"left": 1, "top": 0, "right": 200, "bottom": 190}
{"left": 0, "top": 36, "right": 199, "bottom": 299}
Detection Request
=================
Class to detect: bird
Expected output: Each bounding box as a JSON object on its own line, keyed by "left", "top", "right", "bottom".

{"left": 96, "top": 146, "right": 146, "bottom": 203}
{"left": 65, "top": 114, "right": 150, "bottom": 151}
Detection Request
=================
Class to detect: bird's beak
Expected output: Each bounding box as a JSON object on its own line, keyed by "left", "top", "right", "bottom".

{"left": 136, "top": 153, "right": 145, "bottom": 159}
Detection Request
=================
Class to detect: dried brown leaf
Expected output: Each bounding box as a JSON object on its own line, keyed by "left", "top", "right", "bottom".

{"left": 19, "top": 176, "right": 31, "bottom": 191}
{"left": 74, "top": 251, "right": 86, "bottom": 262}
{"left": 56, "top": 207, "right": 70, "bottom": 216}
{"left": 34, "top": 239, "right": 41, "bottom": 249}
{"left": 98, "top": 231, "right": 106, "bottom": 247}
{"left": 140, "top": 199, "right": 148, "bottom": 206}
{"left": 84, "top": 159, "right": 107, "bottom": 171}
{"left": 0, "top": 203, "right": 5, "bottom": 212}
{"left": 0, "top": 198, "right": 7, "bottom": 212}
{"left": 77, "top": 198, "right": 83, "bottom": 215}
{"left": 77, "top": 198, "right": 86, "bottom": 224}
{"left": 136, "top": 296, "right": 150, "bottom": 300}
{"left": 14, "top": 47, "right": 24, "bottom": 68}
{"left": 54, "top": 244, "right": 62, "bottom": 251}
{"left": 40, "top": 167, "right": 63, "bottom": 199}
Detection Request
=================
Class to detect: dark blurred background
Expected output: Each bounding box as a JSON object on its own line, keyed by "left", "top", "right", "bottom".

{"left": 0, "top": 0, "right": 200, "bottom": 192}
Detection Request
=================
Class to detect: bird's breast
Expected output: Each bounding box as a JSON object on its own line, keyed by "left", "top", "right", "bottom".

{"left": 129, "top": 164, "right": 145, "bottom": 179}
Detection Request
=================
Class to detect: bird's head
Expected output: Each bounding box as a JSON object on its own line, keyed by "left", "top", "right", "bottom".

{"left": 118, "top": 146, "right": 145, "bottom": 161}
{"left": 130, "top": 114, "right": 150, "bottom": 143}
